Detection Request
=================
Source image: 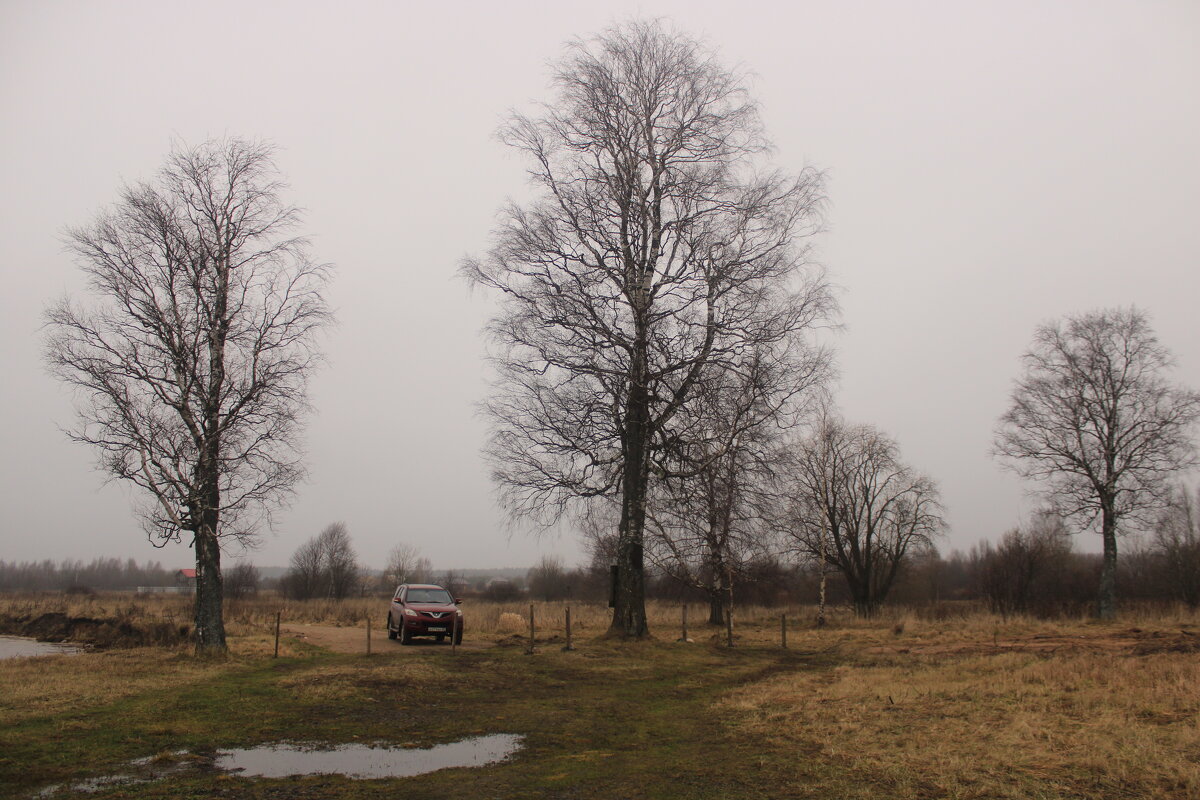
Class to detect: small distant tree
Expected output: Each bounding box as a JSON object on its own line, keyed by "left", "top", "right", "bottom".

{"left": 439, "top": 570, "right": 466, "bottom": 597}
{"left": 786, "top": 418, "right": 944, "bottom": 617}
{"left": 1152, "top": 485, "right": 1200, "bottom": 608}
{"left": 647, "top": 332, "right": 831, "bottom": 634}
{"left": 994, "top": 308, "right": 1200, "bottom": 618}
{"left": 281, "top": 522, "right": 358, "bottom": 600}
{"left": 412, "top": 557, "right": 434, "bottom": 585}
{"left": 527, "top": 555, "right": 571, "bottom": 601}
{"left": 320, "top": 523, "right": 358, "bottom": 599}
{"left": 975, "top": 510, "right": 1072, "bottom": 618}
{"left": 225, "top": 561, "right": 261, "bottom": 600}
{"left": 384, "top": 543, "right": 424, "bottom": 588}
{"left": 282, "top": 535, "right": 325, "bottom": 600}
{"left": 646, "top": 428, "right": 778, "bottom": 630}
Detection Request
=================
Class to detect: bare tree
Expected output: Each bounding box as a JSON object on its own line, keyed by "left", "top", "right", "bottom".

{"left": 45, "top": 139, "right": 330, "bottom": 653}
{"left": 281, "top": 522, "right": 358, "bottom": 600}
{"left": 438, "top": 569, "right": 466, "bottom": 597}
{"left": 527, "top": 555, "right": 571, "bottom": 601}
{"left": 785, "top": 418, "right": 944, "bottom": 617}
{"left": 975, "top": 509, "right": 1072, "bottom": 618}
{"left": 319, "top": 522, "right": 358, "bottom": 600}
{"left": 994, "top": 307, "right": 1200, "bottom": 619}
{"left": 463, "top": 20, "right": 832, "bottom": 637}
{"left": 224, "top": 561, "right": 261, "bottom": 600}
{"left": 384, "top": 542, "right": 424, "bottom": 588}
{"left": 411, "top": 557, "right": 434, "bottom": 586}
{"left": 1152, "top": 485, "right": 1200, "bottom": 608}
{"left": 282, "top": 534, "right": 325, "bottom": 600}
{"left": 646, "top": 343, "right": 829, "bottom": 635}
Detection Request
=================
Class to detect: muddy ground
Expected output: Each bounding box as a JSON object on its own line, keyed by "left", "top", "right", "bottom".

{"left": 282, "top": 623, "right": 493, "bottom": 653}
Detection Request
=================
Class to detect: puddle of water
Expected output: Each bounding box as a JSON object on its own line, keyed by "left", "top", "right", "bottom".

{"left": 34, "top": 755, "right": 191, "bottom": 798}
{"left": 36, "top": 773, "right": 140, "bottom": 798}
{"left": 215, "top": 734, "right": 524, "bottom": 779}
{"left": 0, "top": 635, "right": 81, "bottom": 660}
{"left": 31, "top": 736, "right": 521, "bottom": 796}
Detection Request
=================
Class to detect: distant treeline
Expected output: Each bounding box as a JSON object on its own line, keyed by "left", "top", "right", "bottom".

{"left": 5, "top": 528, "right": 1196, "bottom": 619}
{"left": 524, "top": 543, "right": 1196, "bottom": 619}
{"left": 0, "top": 557, "right": 180, "bottom": 593}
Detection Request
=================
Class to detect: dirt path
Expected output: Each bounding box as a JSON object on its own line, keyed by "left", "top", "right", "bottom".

{"left": 281, "top": 623, "right": 492, "bottom": 653}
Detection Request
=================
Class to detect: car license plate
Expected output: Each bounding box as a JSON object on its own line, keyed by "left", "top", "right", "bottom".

{"left": 428, "top": 626, "right": 447, "bottom": 633}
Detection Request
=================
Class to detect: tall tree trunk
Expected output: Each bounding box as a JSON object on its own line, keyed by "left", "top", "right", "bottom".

{"left": 193, "top": 437, "right": 227, "bottom": 654}
{"left": 817, "top": 516, "right": 828, "bottom": 626}
{"left": 610, "top": 331, "right": 650, "bottom": 638}
{"left": 724, "top": 573, "right": 734, "bottom": 647}
{"left": 612, "top": 511, "right": 648, "bottom": 637}
{"left": 194, "top": 257, "right": 231, "bottom": 654}
{"left": 1097, "top": 502, "right": 1118, "bottom": 620}
{"left": 193, "top": 516, "right": 226, "bottom": 654}
{"left": 708, "top": 592, "right": 724, "bottom": 626}
{"left": 851, "top": 580, "right": 876, "bottom": 618}
{"left": 707, "top": 544, "right": 726, "bottom": 626}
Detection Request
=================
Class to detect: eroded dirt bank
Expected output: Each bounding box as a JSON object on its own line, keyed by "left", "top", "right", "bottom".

{"left": 0, "top": 612, "right": 189, "bottom": 648}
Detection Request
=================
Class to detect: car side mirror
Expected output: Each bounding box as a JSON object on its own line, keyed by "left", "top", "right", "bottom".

{"left": 454, "top": 598, "right": 463, "bottom": 605}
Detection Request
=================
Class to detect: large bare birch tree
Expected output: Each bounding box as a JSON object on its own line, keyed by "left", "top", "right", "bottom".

{"left": 45, "top": 139, "right": 331, "bottom": 653}
{"left": 463, "top": 21, "right": 831, "bottom": 637}
{"left": 994, "top": 307, "right": 1200, "bottom": 619}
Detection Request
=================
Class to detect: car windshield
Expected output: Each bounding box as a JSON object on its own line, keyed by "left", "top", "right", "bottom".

{"left": 406, "top": 588, "right": 452, "bottom": 604}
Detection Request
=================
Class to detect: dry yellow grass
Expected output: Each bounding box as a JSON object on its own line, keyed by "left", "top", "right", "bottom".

{"left": 719, "top": 615, "right": 1200, "bottom": 799}
{"left": 0, "top": 648, "right": 222, "bottom": 725}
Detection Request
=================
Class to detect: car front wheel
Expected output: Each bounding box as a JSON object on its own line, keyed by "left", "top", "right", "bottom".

{"left": 387, "top": 615, "right": 398, "bottom": 640}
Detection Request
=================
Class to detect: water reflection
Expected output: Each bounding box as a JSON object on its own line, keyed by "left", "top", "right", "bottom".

{"left": 0, "top": 635, "right": 81, "bottom": 660}
{"left": 215, "top": 734, "right": 524, "bottom": 779}
{"left": 34, "top": 754, "right": 190, "bottom": 797}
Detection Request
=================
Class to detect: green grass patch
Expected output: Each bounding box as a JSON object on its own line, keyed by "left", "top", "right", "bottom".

{"left": 1, "top": 639, "right": 832, "bottom": 799}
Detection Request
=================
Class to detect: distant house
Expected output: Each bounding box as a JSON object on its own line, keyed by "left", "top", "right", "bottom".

{"left": 137, "top": 569, "right": 196, "bottom": 595}
{"left": 174, "top": 569, "right": 197, "bottom": 593}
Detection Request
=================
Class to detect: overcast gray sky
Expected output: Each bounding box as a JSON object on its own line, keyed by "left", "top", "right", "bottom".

{"left": 2, "top": 0, "right": 1197, "bottom": 572}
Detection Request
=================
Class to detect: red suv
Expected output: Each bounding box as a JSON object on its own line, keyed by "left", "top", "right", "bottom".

{"left": 387, "top": 584, "right": 463, "bottom": 645}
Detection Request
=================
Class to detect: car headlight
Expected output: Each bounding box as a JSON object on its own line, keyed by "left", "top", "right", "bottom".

{"left": 403, "top": 608, "right": 418, "bottom": 617}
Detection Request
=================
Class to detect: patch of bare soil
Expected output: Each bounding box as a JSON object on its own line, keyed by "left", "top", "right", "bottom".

{"left": 282, "top": 624, "right": 492, "bottom": 653}
{"left": 865, "top": 627, "right": 1200, "bottom": 658}
{"left": 0, "top": 612, "right": 189, "bottom": 648}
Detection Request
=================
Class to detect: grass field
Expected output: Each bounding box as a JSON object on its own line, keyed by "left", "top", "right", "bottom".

{"left": 1, "top": 594, "right": 1197, "bottom": 799}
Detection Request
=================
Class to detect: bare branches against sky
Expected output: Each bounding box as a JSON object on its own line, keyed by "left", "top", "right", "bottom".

{"left": 2, "top": 1, "right": 1198, "bottom": 568}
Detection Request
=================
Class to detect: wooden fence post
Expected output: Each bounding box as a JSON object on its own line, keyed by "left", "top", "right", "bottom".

{"left": 679, "top": 603, "right": 689, "bottom": 643}
{"left": 273, "top": 611, "right": 281, "bottom": 658}
{"left": 452, "top": 611, "right": 459, "bottom": 654}
{"left": 366, "top": 615, "right": 372, "bottom": 655}
{"left": 563, "top": 605, "right": 575, "bottom": 651}
{"left": 781, "top": 613, "right": 787, "bottom": 649}
{"left": 526, "top": 603, "right": 535, "bottom": 655}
